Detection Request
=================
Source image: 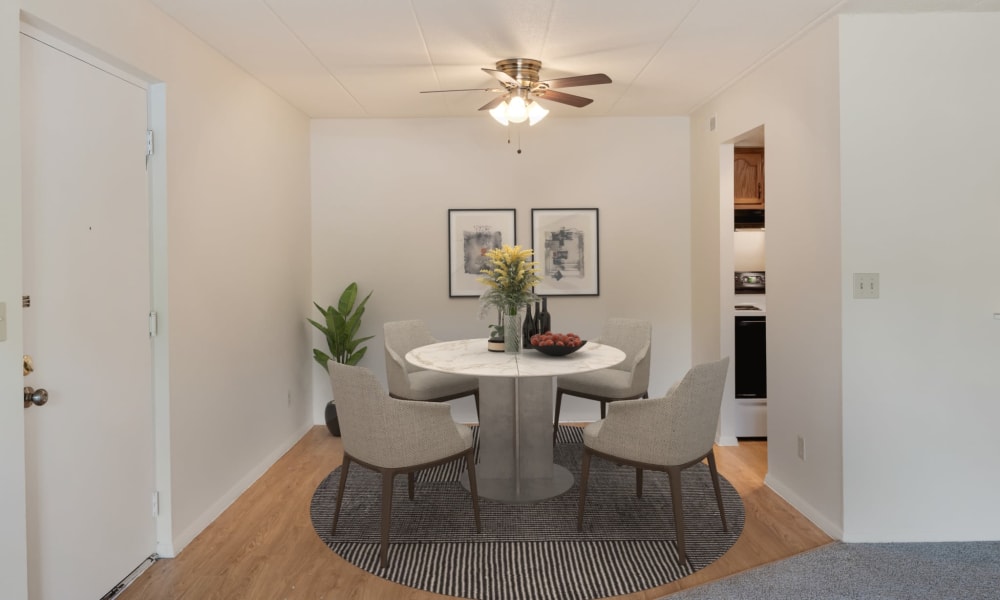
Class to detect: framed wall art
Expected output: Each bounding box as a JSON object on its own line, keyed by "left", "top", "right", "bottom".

{"left": 448, "top": 209, "right": 517, "bottom": 297}
{"left": 531, "top": 208, "right": 599, "bottom": 296}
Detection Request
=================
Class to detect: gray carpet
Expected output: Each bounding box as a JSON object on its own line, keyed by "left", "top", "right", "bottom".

{"left": 310, "top": 426, "right": 745, "bottom": 600}
{"left": 663, "top": 541, "right": 1000, "bottom": 599}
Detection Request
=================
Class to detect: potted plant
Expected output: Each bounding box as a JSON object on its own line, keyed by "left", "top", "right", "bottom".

{"left": 308, "top": 282, "right": 373, "bottom": 436}
{"left": 486, "top": 307, "right": 505, "bottom": 352}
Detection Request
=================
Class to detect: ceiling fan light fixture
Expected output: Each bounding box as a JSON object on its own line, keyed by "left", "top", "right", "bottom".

{"left": 527, "top": 100, "right": 549, "bottom": 126}
{"left": 426, "top": 58, "right": 611, "bottom": 131}
{"left": 489, "top": 102, "right": 510, "bottom": 126}
{"left": 506, "top": 95, "right": 528, "bottom": 123}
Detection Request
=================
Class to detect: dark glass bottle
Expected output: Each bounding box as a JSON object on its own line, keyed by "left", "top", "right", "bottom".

{"left": 522, "top": 303, "right": 536, "bottom": 347}
{"left": 538, "top": 297, "right": 551, "bottom": 334}
{"left": 534, "top": 301, "right": 542, "bottom": 334}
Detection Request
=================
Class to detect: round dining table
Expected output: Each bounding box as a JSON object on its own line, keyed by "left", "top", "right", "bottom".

{"left": 406, "top": 338, "right": 626, "bottom": 503}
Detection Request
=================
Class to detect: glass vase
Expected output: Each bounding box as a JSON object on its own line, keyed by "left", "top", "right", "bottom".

{"left": 504, "top": 310, "right": 522, "bottom": 354}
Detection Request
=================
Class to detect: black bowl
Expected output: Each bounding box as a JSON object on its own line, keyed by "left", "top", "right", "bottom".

{"left": 531, "top": 340, "right": 587, "bottom": 356}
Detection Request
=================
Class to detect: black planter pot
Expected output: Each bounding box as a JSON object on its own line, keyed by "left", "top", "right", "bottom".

{"left": 324, "top": 401, "right": 341, "bottom": 437}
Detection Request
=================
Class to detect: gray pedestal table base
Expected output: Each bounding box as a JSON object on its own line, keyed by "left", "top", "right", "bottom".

{"left": 459, "top": 374, "right": 574, "bottom": 503}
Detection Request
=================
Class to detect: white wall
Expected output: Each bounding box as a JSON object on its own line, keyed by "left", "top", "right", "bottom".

{"left": 691, "top": 20, "right": 844, "bottom": 536}
{"left": 839, "top": 14, "right": 1000, "bottom": 541}
{"left": 5, "top": 0, "right": 313, "bottom": 568}
{"left": 310, "top": 117, "right": 693, "bottom": 424}
{"left": 733, "top": 230, "right": 766, "bottom": 271}
{"left": 0, "top": 1, "right": 28, "bottom": 596}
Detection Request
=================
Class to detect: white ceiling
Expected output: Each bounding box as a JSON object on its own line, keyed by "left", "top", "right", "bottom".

{"left": 149, "top": 0, "right": 1000, "bottom": 119}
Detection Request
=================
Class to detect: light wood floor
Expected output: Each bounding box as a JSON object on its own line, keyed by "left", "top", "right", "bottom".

{"left": 119, "top": 426, "right": 832, "bottom": 600}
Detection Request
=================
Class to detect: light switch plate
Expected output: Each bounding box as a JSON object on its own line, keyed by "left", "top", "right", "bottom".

{"left": 853, "top": 273, "right": 879, "bottom": 299}
{"left": 0, "top": 302, "right": 6, "bottom": 341}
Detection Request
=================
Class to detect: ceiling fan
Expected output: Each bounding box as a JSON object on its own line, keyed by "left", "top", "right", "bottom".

{"left": 421, "top": 58, "right": 611, "bottom": 126}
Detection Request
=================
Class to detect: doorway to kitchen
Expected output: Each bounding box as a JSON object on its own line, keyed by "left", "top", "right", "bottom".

{"left": 726, "top": 125, "right": 767, "bottom": 441}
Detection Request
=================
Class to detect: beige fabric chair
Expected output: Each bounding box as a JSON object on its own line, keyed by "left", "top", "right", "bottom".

{"left": 553, "top": 318, "right": 651, "bottom": 443}
{"left": 327, "top": 361, "right": 481, "bottom": 568}
{"left": 576, "top": 357, "right": 730, "bottom": 565}
{"left": 384, "top": 319, "right": 480, "bottom": 417}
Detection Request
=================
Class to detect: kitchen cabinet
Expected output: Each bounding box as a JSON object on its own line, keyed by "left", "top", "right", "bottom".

{"left": 734, "top": 148, "right": 764, "bottom": 210}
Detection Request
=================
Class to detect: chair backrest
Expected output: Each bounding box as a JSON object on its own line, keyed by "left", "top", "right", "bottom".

{"left": 329, "top": 361, "right": 419, "bottom": 466}
{"left": 383, "top": 319, "right": 437, "bottom": 396}
{"left": 600, "top": 318, "right": 652, "bottom": 381}
{"left": 329, "top": 361, "right": 468, "bottom": 468}
{"left": 658, "top": 356, "right": 730, "bottom": 464}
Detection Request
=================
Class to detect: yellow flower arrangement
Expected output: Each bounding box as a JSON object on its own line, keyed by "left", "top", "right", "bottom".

{"left": 478, "top": 244, "right": 542, "bottom": 317}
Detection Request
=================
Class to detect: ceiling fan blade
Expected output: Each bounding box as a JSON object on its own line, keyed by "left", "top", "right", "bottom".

{"left": 535, "top": 89, "right": 594, "bottom": 108}
{"left": 536, "top": 73, "right": 612, "bottom": 89}
{"left": 482, "top": 68, "right": 519, "bottom": 88}
{"left": 477, "top": 96, "right": 507, "bottom": 111}
{"left": 420, "top": 87, "right": 505, "bottom": 94}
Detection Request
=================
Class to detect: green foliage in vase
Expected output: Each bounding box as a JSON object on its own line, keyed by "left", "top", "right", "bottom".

{"left": 309, "top": 282, "right": 374, "bottom": 370}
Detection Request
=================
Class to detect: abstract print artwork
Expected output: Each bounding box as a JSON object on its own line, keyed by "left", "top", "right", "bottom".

{"left": 531, "top": 208, "right": 599, "bottom": 296}
{"left": 448, "top": 209, "right": 516, "bottom": 297}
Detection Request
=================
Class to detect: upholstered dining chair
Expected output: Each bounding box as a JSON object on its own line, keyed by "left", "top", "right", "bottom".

{"left": 327, "top": 361, "right": 481, "bottom": 568}
{"left": 384, "top": 319, "right": 480, "bottom": 418}
{"left": 576, "top": 357, "right": 730, "bottom": 565}
{"left": 553, "top": 318, "right": 651, "bottom": 443}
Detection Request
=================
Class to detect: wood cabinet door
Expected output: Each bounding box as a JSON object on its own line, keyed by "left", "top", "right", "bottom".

{"left": 735, "top": 148, "right": 764, "bottom": 209}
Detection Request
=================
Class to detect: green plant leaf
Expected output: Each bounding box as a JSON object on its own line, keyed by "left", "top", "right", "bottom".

{"left": 346, "top": 346, "right": 368, "bottom": 365}
{"left": 307, "top": 317, "right": 330, "bottom": 337}
{"left": 313, "top": 349, "right": 331, "bottom": 371}
{"left": 337, "top": 282, "right": 358, "bottom": 316}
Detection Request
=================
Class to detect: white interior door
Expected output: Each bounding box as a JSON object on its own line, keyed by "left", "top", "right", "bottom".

{"left": 21, "top": 33, "right": 156, "bottom": 599}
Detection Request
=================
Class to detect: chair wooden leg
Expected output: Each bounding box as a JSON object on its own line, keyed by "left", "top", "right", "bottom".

{"left": 635, "top": 467, "right": 643, "bottom": 498}
{"left": 577, "top": 448, "right": 593, "bottom": 531}
{"left": 473, "top": 390, "right": 480, "bottom": 421}
{"left": 332, "top": 455, "right": 351, "bottom": 536}
{"left": 666, "top": 466, "right": 687, "bottom": 565}
{"left": 600, "top": 401, "right": 606, "bottom": 420}
{"left": 407, "top": 472, "right": 415, "bottom": 500}
{"left": 464, "top": 449, "right": 482, "bottom": 533}
{"left": 553, "top": 389, "right": 564, "bottom": 445}
{"left": 379, "top": 470, "right": 395, "bottom": 568}
{"left": 707, "top": 449, "right": 729, "bottom": 531}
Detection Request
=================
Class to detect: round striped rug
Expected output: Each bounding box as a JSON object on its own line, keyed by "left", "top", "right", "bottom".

{"left": 309, "top": 426, "right": 744, "bottom": 600}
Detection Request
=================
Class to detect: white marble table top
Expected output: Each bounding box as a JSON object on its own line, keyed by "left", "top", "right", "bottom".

{"left": 406, "top": 338, "right": 626, "bottom": 378}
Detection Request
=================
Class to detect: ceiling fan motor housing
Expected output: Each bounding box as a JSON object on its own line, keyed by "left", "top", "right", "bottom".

{"left": 496, "top": 58, "right": 542, "bottom": 89}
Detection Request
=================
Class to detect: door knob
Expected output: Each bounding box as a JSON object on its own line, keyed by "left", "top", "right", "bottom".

{"left": 24, "top": 387, "right": 48, "bottom": 408}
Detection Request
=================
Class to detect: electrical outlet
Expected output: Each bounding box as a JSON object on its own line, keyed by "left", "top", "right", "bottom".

{"left": 797, "top": 436, "right": 805, "bottom": 461}
{"left": 853, "top": 273, "right": 879, "bottom": 299}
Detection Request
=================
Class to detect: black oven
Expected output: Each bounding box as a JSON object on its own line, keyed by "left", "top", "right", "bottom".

{"left": 735, "top": 271, "right": 765, "bottom": 294}
{"left": 735, "top": 316, "right": 766, "bottom": 398}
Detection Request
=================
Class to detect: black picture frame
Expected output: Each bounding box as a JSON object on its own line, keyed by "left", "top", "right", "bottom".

{"left": 448, "top": 209, "right": 517, "bottom": 297}
{"left": 531, "top": 208, "right": 599, "bottom": 296}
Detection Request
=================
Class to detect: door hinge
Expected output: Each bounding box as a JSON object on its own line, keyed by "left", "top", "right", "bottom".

{"left": 149, "top": 311, "right": 158, "bottom": 337}
{"left": 146, "top": 129, "right": 154, "bottom": 157}
{"left": 152, "top": 491, "right": 160, "bottom": 517}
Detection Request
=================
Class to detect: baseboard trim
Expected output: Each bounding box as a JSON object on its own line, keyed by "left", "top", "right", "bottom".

{"left": 764, "top": 472, "right": 844, "bottom": 540}
{"left": 169, "top": 423, "right": 313, "bottom": 555}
